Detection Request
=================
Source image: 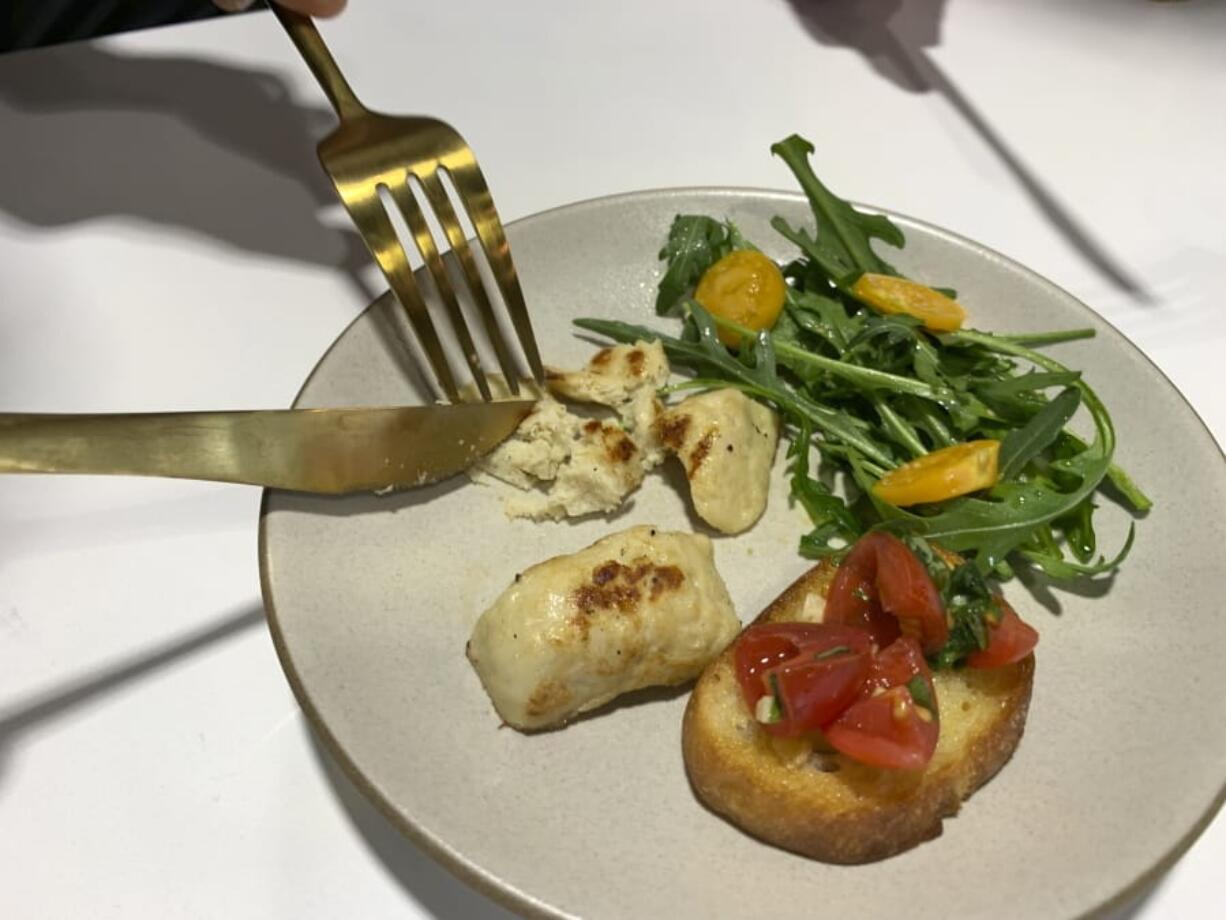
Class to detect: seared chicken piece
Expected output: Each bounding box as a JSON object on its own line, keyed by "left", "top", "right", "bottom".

{"left": 467, "top": 526, "right": 740, "bottom": 730}
{"left": 656, "top": 389, "right": 780, "bottom": 534}
{"left": 470, "top": 341, "right": 670, "bottom": 519}
{"left": 501, "top": 414, "right": 646, "bottom": 520}
{"left": 548, "top": 340, "right": 669, "bottom": 466}
{"left": 548, "top": 340, "right": 669, "bottom": 405}
{"left": 469, "top": 395, "right": 575, "bottom": 490}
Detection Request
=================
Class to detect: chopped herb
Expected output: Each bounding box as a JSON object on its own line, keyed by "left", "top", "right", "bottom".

{"left": 930, "top": 562, "right": 996, "bottom": 669}
{"left": 767, "top": 672, "right": 786, "bottom": 721}
{"left": 906, "top": 675, "right": 938, "bottom": 722}
{"left": 814, "top": 645, "right": 853, "bottom": 661}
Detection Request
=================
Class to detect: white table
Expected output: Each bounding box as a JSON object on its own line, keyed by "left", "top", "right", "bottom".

{"left": 1, "top": 1, "right": 1222, "bottom": 916}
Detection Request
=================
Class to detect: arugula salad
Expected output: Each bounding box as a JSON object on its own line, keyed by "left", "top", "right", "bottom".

{"left": 577, "top": 134, "right": 1150, "bottom": 594}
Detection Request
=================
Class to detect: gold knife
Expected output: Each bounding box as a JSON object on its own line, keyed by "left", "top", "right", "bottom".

{"left": 0, "top": 401, "right": 533, "bottom": 494}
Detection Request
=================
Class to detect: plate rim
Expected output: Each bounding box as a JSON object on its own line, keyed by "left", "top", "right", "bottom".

{"left": 257, "top": 185, "right": 1226, "bottom": 920}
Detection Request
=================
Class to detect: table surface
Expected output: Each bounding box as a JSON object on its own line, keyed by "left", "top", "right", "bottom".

{"left": 1, "top": 1, "right": 1223, "bottom": 917}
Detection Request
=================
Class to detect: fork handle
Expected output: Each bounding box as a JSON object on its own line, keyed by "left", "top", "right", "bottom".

{"left": 270, "top": 4, "right": 366, "bottom": 121}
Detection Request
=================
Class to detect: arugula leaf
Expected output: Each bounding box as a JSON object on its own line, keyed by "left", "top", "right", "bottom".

{"left": 583, "top": 136, "right": 1150, "bottom": 587}
{"left": 574, "top": 308, "right": 897, "bottom": 467}
{"left": 900, "top": 395, "right": 956, "bottom": 448}
{"left": 1057, "top": 430, "right": 1153, "bottom": 513}
{"left": 770, "top": 134, "right": 905, "bottom": 280}
{"left": 978, "top": 370, "right": 1081, "bottom": 399}
{"left": 787, "top": 289, "right": 858, "bottom": 352}
{"left": 1056, "top": 499, "right": 1097, "bottom": 563}
{"left": 789, "top": 422, "right": 861, "bottom": 557}
{"left": 654, "top": 215, "right": 748, "bottom": 315}
{"left": 997, "top": 387, "right": 1081, "bottom": 481}
{"left": 1000, "top": 328, "right": 1096, "bottom": 348}
{"left": 872, "top": 396, "right": 927, "bottom": 459}
{"left": 880, "top": 332, "right": 1116, "bottom": 570}
{"left": 772, "top": 218, "right": 854, "bottom": 286}
{"left": 1021, "top": 522, "right": 1135, "bottom": 578}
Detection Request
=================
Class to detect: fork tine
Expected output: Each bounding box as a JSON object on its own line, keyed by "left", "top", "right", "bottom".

{"left": 355, "top": 191, "right": 459, "bottom": 401}
{"left": 443, "top": 161, "right": 546, "bottom": 385}
{"left": 386, "top": 179, "right": 491, "bottom": 401}
{"left": 417, "top": 172, "right": 523, "bottom": 397}
{"left": 275, "top": 12, "right": 544, "bottom": 402}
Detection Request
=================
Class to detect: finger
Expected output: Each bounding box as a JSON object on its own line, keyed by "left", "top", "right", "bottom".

{"left": 213, "top": 0, "right": 256, "bottom": 11}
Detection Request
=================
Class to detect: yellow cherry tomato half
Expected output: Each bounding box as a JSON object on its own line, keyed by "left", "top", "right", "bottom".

{"left": 872, "top": 439, "right": 1001, "bottom": 507}
{"left": 850, "top": 273, "right": 967, "bottom": 333}
{"left": 694, "top": 250, "right": 787, "bottom": 347}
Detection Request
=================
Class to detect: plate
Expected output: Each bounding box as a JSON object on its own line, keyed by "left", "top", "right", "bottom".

{"left": 259, "top": 189, "right": 1226, "bottom": 919}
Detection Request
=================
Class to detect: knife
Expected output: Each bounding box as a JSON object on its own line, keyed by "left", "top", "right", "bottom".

{"left": 0, "top": 401, "right": 534, "bottom": 494}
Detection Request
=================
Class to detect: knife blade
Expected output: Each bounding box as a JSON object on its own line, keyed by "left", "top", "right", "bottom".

{"left": 0, "top": 401, "right": 534, "bottom": 494}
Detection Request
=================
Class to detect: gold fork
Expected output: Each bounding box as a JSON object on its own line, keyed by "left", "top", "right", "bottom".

{"left": 272, "top": 5, "right": 544, "bottom": 402}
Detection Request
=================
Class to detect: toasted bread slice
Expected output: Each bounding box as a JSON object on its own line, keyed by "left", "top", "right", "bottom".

{"left": 682, "top": 559, "right": 1034, "bottom": 864}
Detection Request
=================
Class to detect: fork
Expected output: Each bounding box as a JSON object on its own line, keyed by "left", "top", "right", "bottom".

{"left": 271, "top": 5, "right": 545, "bottom": 402}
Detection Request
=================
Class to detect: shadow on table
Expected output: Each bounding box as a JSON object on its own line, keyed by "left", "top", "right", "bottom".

{"left": 783, "top": 0, "right": 1155, "bottom": 304}
{"left": 307, "top": 730, "right": 517, "bottom": 920}
{"left": 0, "top": 41, "right": 376, "bottom": 304}
{"left": 0, "top": 601, "right": 265, "bottom": 785}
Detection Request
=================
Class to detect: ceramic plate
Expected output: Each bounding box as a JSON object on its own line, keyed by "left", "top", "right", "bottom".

{"left": 259, "top": 189, "right": 1226, "bottom": 919}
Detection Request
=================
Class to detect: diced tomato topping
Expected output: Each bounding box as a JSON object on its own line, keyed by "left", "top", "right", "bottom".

{"left": 825, "top": 684, "right": 940, "bottom": 771}
{"left": 967, "top": 598, "right": 1039, "bottom": 669}
{"left": 734, "top": 623, "right": 874, "bottom": 736}
{"left": 824, "top": 532, "right": 949, "bottom": 653}
{"left": 862, "top": 636, "right": 933, "bottom": 698}
{"left": 730, "top": 533, "right": 1035, "bottom": 771}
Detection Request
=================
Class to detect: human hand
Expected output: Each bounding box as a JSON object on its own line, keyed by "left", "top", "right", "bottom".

{"left": 214, "top": 0, "right": 348, "bottom": 17}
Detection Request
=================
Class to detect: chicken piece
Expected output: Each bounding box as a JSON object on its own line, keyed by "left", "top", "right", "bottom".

{"left": 547, "top": 340, "right": 669, "bottom": 407}
{"left": 470, "top": 341, "right": 671, "bottom": 520}
{"left": 467, "top": 526, "right": 740, "bottom": 731}
{"left": 548, "top": 340, "right": 669, "bottom": 465}
{"left": 469, "top": 395, "right": 576, "bottom": 490}
{"left": 656, "top": 389, "right": 780, "bottom": 534}
{"left": 502, "top": 417, "right": 645, "bottom": 521}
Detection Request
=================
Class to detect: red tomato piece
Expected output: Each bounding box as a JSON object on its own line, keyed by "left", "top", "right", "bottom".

{"left": 862, "top": 636, "right": 933, "bottom": 698}
{"left": 967, "top": 598, "right": 1039, "bottom": 669}
{"left": 767, "top": 652, "right": 870, "bottom": 736}
{"left": 733, "top": 623, "right": 874, "bottom": 736}
{"left": 823, "top": 538, "right": 901, "bottom": 650}
{"left": 826, "top": 636, "right": 940, "bottom": 770}
{"left": 825, "top": 684, "right": 940, "bottom": 770}
{"left": 824, "top": 532, "right": 949, "bottom": 653}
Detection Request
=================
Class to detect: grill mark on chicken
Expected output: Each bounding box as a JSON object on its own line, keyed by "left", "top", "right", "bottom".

{"left": 648, "top": 564, "right": 684, "bottom": 599}
{"left": 605, "top": 430, "right": 637, "bottom": 463}
{"left": 656, "top": 413, "right": 691, "bottom": 451}
{"left": 525, "top": 679, "right": 573, "bottom": 717}
{"left": 572, "top": 558, "right": 688, "bottom": 627}
{"left": 688, "top": 430, "right": 716, "bottom": 476}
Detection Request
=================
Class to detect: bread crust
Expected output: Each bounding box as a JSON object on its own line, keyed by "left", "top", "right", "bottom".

{"left": 682, "top": 560, "right": 1035, "bottom": 864}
